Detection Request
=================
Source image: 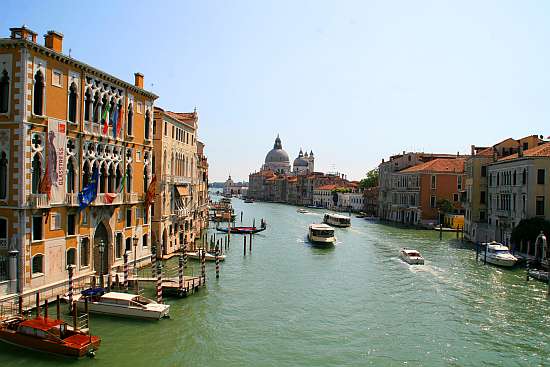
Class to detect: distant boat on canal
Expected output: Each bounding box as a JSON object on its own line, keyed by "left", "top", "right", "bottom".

{"left": 185, "top": 251, "right": 226, "bottom": 261}
{"left": 399, "top": 248, "right": 425, "bottom": 265}
{"left": 323, "top": 213, "right": 351, "bottom": 228}
{"left": 308, "top": 223, "right": 336, "bottom": 246}
{"left": 74, "top": 289, "right": 170, "bottom": 320}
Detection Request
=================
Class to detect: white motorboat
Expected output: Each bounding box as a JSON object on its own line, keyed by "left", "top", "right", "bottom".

{"left": 399, "top": 248, "right": 425, "bottom": 265}
{"left": 323, "top": 213, "right": 351, "bottom": 228}
{"left": 185, "top": 251, "right": 226, "bottom": 261}
{"left": 308, "top": 223, "right": 336, "bottom": 245}
{"left": 297, "top": 208, "right": 308, "bottom": 213}
{"left": 74, "top": 290, "right": 170, "bottom": 320}
{"left": 482, "top": 242, "right": 518, "bottom": 267}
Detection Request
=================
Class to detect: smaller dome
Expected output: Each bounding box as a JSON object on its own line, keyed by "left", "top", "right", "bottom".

{"left": 294, "top": 157, "right": 309, "bottom": 167}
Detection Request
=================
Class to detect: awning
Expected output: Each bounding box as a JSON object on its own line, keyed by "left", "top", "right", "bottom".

{"left": 176, "top": 185, "right": 190, "bottom": 196}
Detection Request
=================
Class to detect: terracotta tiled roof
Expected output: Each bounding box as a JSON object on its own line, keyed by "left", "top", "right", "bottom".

{"left": 287, "top": 177, "right": 298, "bottom": 182}
{"left": 316, "top": 184, "right": 338, "bottom": 190}
{"left": 400, "top": 158, "right": 465, "bottom": 174}
{"left": 499, "top": 142, "right": 550, "bottom": 161}
{"left": 476, "top": 147, "right": 494, "bottom": 157}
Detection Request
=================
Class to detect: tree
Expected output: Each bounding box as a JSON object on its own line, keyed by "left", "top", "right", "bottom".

{"left": 511, "top": 217, "right": 550, "bottom": 246}
{"left": 359, "top": 169, "right": 379, "bottom": 189}
{"left": 436, "top": 199, "right": 453, "bottom": 214}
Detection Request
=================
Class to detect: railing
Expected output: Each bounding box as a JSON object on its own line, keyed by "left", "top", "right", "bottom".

{"left": 93, "top": 193, "right": 123, "bottom": 205}
{"left": 27, "top": 194, "right": 49, "bottom": 208}
{"left": 65, "top": 193, "right": 79, "bottom": 206}
{"left": 0, "top": 256, "right": 8, "bottom": 282}
{"left": 125, "top": 192, "right": 139, "bottom": 203}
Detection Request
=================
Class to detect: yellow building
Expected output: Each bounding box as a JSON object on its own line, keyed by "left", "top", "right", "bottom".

{"left": 0, "top": 25, "right": 157, "bottom": 297}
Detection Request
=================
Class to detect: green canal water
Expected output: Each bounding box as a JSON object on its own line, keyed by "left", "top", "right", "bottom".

{"left": 2, "top": 197, "right": 550, "bottom": 366}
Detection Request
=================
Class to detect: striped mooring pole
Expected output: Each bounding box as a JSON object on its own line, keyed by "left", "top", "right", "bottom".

{"left": 179, "top": 252, "right": 185, "bottom": 293}
{"left": 123, "top": 252, "right": 129, "bottom": 290}
{"left": 67, "top": 265, "right": 74, "bottom": 313}
{"left": 201, "top": 249, "right": 206, "bottom": 284}
{"left": 151, "top": 246, "right": 157, "bottom": 278}
{"left": 215, "top": 248, "right": 220, "bottom": 279}
{"left": 156, "top": 260, "right": 163, "bottom": 304}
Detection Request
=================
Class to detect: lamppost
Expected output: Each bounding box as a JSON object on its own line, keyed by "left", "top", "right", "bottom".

{"left": 98, "top": 239, "right": 105, "bottom": 288}
{"left": 133, "top": 235, "right": 138, "bottom": 275}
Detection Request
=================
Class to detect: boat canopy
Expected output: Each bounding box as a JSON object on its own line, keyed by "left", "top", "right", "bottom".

{"left": 20, "top": 317, "right": 63, "bottom": 332}
{"left": 81, "top": 287, "right": 106, "bottom": 297}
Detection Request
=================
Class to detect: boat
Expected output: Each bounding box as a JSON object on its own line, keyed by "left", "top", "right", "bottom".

{"left": 323, "top": 213, "right": 351, "bottom": 228}
{"left": 216, "top": 224, "right": 267, "bottom": 234}
{"left": 0, "top": 316, "right": 101, "bottom": 358}
{"left": 399, "top": 248, "right": 425, "bottom": 265}
{"left": 482, "top": 242, "right": 518, "bottom": 267}
{"left": 306, "top": 205, "right": 324, "bottom": 209}
{"left": 74, "top": 289, "right": 170, "bottom": 320}
{"left": 297, "top": 208, "right": 308, "bottom": 213}
{"left": 308, "top": 224, "right": 336, "bottom": 246}
{"left": 355, "top": 214, "right": 365, "bottom": 218}
{"left": 185, "top": 251, "right": 226, "bottom": 261}
{"left": 244, "top": 198, "right": 254, "bottom": 203}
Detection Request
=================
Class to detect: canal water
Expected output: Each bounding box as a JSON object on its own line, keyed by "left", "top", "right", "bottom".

{"left": 2, "top": 196, "right": 550, "bottom": 366}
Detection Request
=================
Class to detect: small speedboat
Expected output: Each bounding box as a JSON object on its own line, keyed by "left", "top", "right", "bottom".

{"left": 482, "top": 242, "right": 518, "bottom": 267}
{"left": 74, "top": 289, "right": 170, "bottom": 320}
{"left": 0, "top": 316, "right": 101, "bottom": 358}
{"left": 297, "top": 208, "right": 308, "bottom": 213}
{"left": 308, "top": 223, "right": 336, "bottom": 246}
{"left": 323, "top": 213, "right": 351, "bottom": 228}
{"left": 399, "top": 248, "right": 425, "bottom": 265}
{"left": 244, "top": 198, "right": 254, "bottom": 203}
{"left": 185, "top": 251, "right": 226, "bottom": 261}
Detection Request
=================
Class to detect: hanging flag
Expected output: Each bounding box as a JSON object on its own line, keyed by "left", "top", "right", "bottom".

{"left": 101, "top": 104, "right": 111, "bottom": 135}
{"left": 144, "top": 175, "right": 157, "bottom": 209}
{"left": 78, "top": 167, "right": 99, "bottom": 210}
{"left": 105, "top": 169, "right": 126, "bottom": 204}
{"left": 38, "top": 157, "right": 52, "bottom": 200}
{"left": 111, "top": 106, "right": 119, "bottom": 139}
{"left": 116, "top": 108, "right": 124, "bottom": 138}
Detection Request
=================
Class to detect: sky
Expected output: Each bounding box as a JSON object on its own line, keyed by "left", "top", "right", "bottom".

{"left": 3, "top": 0, "right": 550, "bottom": 182}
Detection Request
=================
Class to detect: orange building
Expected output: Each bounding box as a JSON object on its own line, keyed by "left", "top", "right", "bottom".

{"left": 0, "top": 25, "right": 157, "bottom": 297}
{"left": 390, "top": 158, "right": 466, "bottom": 226}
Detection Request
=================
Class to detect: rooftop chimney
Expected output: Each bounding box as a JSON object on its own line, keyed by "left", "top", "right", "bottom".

{"left": 10, "top": 25, "right": 37, "bottom": 42}
{"left": 44, "top": 30, "right": 63, "bottom": 53}
{"left": 134, "top": 73, "right": 144, "bottom": 88}
{"left": 471, "top": 145, "right": 475, "bottom": 155}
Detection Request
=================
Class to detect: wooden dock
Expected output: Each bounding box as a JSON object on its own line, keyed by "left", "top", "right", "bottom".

{"left": 113, "top": 274, "right": 204, "bottom": 297}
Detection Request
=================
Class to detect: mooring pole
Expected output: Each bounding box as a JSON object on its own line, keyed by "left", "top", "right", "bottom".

{"left": 215, "top": 248, "right": 220, "bottom": 279}
{"left": 44, "top": 299, "right": 48, "bottom": 319}
{"left": 179, "top": 252, "right": 185, "bottom": 295}
{"left": 244, "top": 236, "right": 247, "bottom": 256}
{"left": 249, "top": 233, "right": 252, "bottom": 252}
{"left": 484, "top": 243, "right": 488, "bottom": 265}
{"left": 439, "top": 223, "right": 443, "bottom": 241}
{"left": 526, "top": 262, "right": 530, "bottom": 281}
{"left": 123, "top": 252, "right": 129, "bottom": 291}
{"left": 241, "top": 211, "right": 243, "bottom": 223}
{"left": 67, "top": 265, "right": 74, "bottom": 313}
{"left": 56, "top": 295, "right": 61, "bottom": 320}
{"left": 476, "top": 242, "right": 479, "bottom": 262}
{"left": 156, "top": 261, "right": 163, "bottom": 304}
{"left": 18, "top": 295, "right": 23, "bottom": 316}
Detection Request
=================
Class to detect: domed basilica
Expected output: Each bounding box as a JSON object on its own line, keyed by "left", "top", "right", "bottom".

{"left": 262, "top": 135, "right": 314, "bottom": 175}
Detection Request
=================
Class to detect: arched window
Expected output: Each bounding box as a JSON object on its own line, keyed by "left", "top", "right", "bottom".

{"left": 93, "top": 91, "right": 100, "bottom": 123}
{"left": 66, "top": 158, "right": 75, "bottom": 193}
{"left": 33, "top": 70, "right": 44, "bottom": 116}
{"left": 68, "top": 82, "right": 77, "bottom": 123}
{"left": 144, "top": 110, "right": 150, "bottom": 139}
{"left": 100, "top": 164, "right": 107, "bottom": 193}
{"left": 107, "top": 164, "right": 115, "bottom": 193}
{"left": 82, "top": 161, "right": 90, "bottom": 188}
{"left": 32, "top": 254, "right": 44, "bottom": 274}
{"left": 80, "top": 238, "right": 90, "bottom": 267}
{"left": 115, "top": 165, "right": 122, "bottom": 191}
{"left": 0, "top": 151, "right": 7, "bottom": 199}
{"left": 142, "top": 233, "right": 148, "bottom": 248}
{"left": 84, "top": 88, "right": 91, "bottom": 121}
{"left": 522, "top": 169, "right": 527, "bottom": 185}
{"left": 31, "top": 154, "right": 42, "bottom": 194}
{"left": 126, "top": 164, "right": 132, "bottom": 193}
{"left": 66, "top": 248, "right": 76, "bottom": 267}
{"left": 127, "top": 103, "right": 133, "bottom": 135}
{"left": 0, "top": 69, "right": 9, "bottom": 113}
{"left": 143, "top": 167, "right": 149, "bottom": 193}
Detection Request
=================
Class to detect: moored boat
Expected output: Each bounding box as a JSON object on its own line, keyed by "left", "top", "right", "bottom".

{"left": 74, "top": 289, "right": 170, "bottom": 320}
{"left": 297, "top": 208, "right": 308, "bottom": 213}
{"left": 185, "top": 251, "right": 226, "bottom": 261}
{"left": 323, "top": 213, "right": 351, "bottom": 228}
{"left": 482, "top": 242, "right": 518, "bottom": 267}
{"left": 244, "top": 198, "right": 254, "bottom": 203}
{"left": 0, "top": 316, "right": 100, "bottom": 358}
{"left": 308, "top": 223, "right": 336, "bottom": 246}
{"left": 216, "top": 223, "right": 266, "bottom": 234}
{"left": 399, "top": 248, "right": 425, "bottom": 265}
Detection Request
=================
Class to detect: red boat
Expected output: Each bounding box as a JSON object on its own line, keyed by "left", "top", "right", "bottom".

{"left": 216, "top": 224, "right": 266, "bottom": 234}
{"left": 0, "top": 316, "right": 101, "bottom": 358}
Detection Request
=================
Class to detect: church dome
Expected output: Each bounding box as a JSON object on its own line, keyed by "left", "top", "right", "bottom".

{"left": 293, "top": 149, "right": 309, "bottom": 167}
{"left": 265, "top": 135, "right": 290, "bottom": 164}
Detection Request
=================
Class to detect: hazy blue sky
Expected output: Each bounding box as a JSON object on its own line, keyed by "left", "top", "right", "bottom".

{"left": 3, "top": 1, "right": 550, "bottom": 181}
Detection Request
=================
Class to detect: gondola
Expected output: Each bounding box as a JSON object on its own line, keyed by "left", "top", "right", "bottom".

{"left": 216, "top": 225, "right": 266, "bottom": 234}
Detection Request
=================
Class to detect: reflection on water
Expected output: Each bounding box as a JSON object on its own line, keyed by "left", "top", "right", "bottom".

{"left": 2, "top": 196, "right": 549, "bottom": 367}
